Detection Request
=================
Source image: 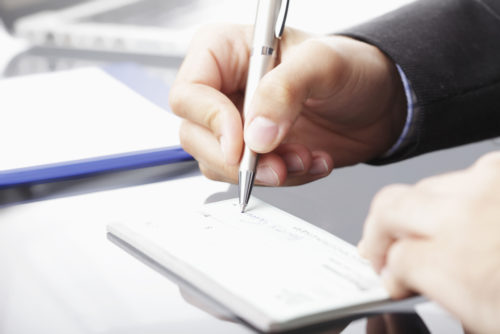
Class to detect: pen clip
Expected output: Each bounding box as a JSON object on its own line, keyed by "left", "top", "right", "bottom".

{"left": 274, "top": 0, "right": 289, "bottom": 39}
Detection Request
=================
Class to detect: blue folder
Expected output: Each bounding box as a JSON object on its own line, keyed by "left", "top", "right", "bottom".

{"left": 0, "top": 64, "right": 193, "bottom": 188}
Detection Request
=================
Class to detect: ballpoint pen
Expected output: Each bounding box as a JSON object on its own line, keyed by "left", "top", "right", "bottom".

{"left": 238, "top": 0, "right": 290, "bottom": 213}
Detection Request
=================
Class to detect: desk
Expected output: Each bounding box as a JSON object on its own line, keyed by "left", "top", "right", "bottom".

{"left": 0, "top": 10, "right": 482, "bottom": 333}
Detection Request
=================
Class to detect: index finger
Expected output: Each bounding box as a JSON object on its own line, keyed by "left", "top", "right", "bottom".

{"left": 169, "top": 24, "right": 252, "bottom": 164}
{"left": 359, "top": 183, "right": 440, "bottom": 273}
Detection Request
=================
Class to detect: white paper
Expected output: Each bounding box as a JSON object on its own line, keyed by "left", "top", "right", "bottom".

{"left": 108, "top": 198, "right": 389, "bottom": 332}
{"left": 0, "top": 67, "right": 181, "bottom": 171}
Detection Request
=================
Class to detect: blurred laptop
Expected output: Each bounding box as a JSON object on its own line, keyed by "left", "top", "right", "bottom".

{"left": 0, "top": 0, "right": 247, "bottom": 57}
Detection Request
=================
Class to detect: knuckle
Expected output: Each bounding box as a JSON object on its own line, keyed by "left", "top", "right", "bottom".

{"left": 168, "top": 84, "right": 187, "bottom": 117}
{"left": 202, "top": 107, "right": 221, "bottom": 133}
{"left": 379, "top": 183, "right": 410, "bottom": 198}
{"left": 371, "top": 183, "right": 410, "bottom": 213}
{"left": 198, "top": 164, "right": 218, "bottom": 181}
{"left": 199, "top": 164, "right": 226, "bottom": 182}
{"left": 385, "top": 242, "right": 406, "bottom": 275}
{"left": 168, "top": 92, "right": 181, "bottom": 116}
{"left": 178, "top": 121, "right": 191, "bottom": 149}
{"left": 178, "top": 121, "right": 201, "bottom": 158}
{"left": 385, "top": 278, "right": 411, "bottom": 300}
{"left": 414, "top": 175, "right": 437, "bottom": 190}
{"left": 260, "top": 75, "right": 297, "bottom": 107}
{"left": 474, "top": 151, "right": 500, "bottom": 170}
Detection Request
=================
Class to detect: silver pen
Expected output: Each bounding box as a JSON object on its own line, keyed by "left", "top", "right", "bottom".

{"left": 238, "top": 0, "right": 290, "bottom": 213}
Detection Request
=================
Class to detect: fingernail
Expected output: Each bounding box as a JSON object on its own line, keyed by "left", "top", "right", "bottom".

{"left": 283, "top": 152, "right": 304, "bottom": 173}
{"left": 309, "top": 157, "right": 329, "bottom": 175}
{"left": 245, "top": 117, "right": 278, "bottom": 152}
{"left": 255, "top": 165, "right": 279, "bottom": 186}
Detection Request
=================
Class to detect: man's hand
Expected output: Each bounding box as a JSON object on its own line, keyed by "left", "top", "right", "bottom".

{"left": 169, "top": 24, "right": 406, "bottom": 186}
{"left": 359, "top": 151, "right": 500, "bottom": 333}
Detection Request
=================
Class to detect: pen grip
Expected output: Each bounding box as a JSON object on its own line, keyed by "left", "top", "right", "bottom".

{"left": 239, "top": 52, "right": 273, "bottom": 174}
{"left": 242, "top": 52, "right": 275, "bottom": 119}
{"left": 240, "top": 146, "right": 258, "bottom": 173}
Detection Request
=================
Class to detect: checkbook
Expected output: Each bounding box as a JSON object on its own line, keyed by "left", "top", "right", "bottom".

{"left": 107, "top": 198, "right": 391, "bottom": 332}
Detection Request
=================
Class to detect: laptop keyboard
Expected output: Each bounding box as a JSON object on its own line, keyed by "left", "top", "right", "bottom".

{"left": 80, "top": 0, "right": 201, "bottom": 28}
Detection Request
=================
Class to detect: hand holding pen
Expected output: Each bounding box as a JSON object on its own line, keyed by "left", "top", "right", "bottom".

{"left": 169, "top": 4, "right": 406, "bottom": 199}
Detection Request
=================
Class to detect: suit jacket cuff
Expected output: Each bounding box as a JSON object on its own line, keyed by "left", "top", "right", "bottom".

{"left": 339, "top": 0, "right": 500, "bottom": 164}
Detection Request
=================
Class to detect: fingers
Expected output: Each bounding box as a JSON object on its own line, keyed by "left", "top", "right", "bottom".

{"left": 181, "top": 117, "right": 333, "bottom": 185}
{"left": 175, "top": 24, "right": 251, "bottom": 90}
{"left": 170, "top": 24, "right": 251, "bottom": 166}
{"left": 359, "top": 184, "right": 411, "bottom": 272}
{"left": 359, "top": 157, "right": 500, "bottom": 334}
{"left": 382, "top": 238, "right": 453, "bottom": 303}
{"left": 180, "top": 120, "right": 239, "bottom": 182}
{"left": 172, "top": 26, "right": 356, "bottom": 186}
{"left": 244, "top": 39, "right": 349, "bottom": 153}
{"left": 278, "top": 150, "right": 333, "bottom": 186}
{"left": 359, "top": 183, "right": 440, "bottom": 272}
{"left": 171, "top": 83, "right": 243, "bottom": 165}
{"left": 260, "top": 145, "right": 334, "bottom": 186}
{"left": 381, "top": 239, "right": 429, "bottom": 299}
{"left": 359, "top": 174, "right": 475, "bottom": 302}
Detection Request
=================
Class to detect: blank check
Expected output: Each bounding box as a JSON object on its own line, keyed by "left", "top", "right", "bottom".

{"left": 107, "top": 198, "right": 390, "bottom": 332}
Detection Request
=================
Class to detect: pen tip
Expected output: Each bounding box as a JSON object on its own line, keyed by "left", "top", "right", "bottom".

{"left": 240, "top": 203, "right": 247, "bottom": 213}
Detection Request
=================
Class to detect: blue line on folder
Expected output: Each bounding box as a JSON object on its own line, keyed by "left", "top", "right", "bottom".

{"left": 0, "top": 147, "right": 193, "bottom": 188}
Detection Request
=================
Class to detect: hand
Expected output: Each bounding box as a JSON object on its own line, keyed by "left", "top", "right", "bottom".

{"left": 358, "top": 151, "right": 500, "bottom": 333}
{"left": 169, "top": 24, "right": 406, "bottom": 186}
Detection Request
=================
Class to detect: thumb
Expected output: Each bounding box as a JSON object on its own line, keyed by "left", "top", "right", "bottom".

{"left": 243, "top": 39, "right": 348, "bottom": 153}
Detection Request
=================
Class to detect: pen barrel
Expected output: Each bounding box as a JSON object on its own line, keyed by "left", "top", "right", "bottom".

{"left": 238, "top": 0, "right": 283, "bottom": 209}
{"left": 242, "top": 0, "right": 282, "bottom": 119}
{"left": 240, "top": 146, "right": 258, "bottom": 172}
{"left": 239, "top": 12, "right": 277, "bottom": 178}
{"left": 239, "top": 50, "right": 270, "bottom": 175}
{"left": 252, "top": 0, "right": 283, "bottom": 55}
{"left": 242, "top": 52, "right": 275, "bottom": 119}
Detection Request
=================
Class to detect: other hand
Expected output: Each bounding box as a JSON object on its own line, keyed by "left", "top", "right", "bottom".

{"left": 359, "top": 151, "right": 500, "bottom": 333}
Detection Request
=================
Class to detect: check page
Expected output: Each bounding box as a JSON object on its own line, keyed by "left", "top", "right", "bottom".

{"left": 108, "top": 198, "right": 389, "bottom": 332}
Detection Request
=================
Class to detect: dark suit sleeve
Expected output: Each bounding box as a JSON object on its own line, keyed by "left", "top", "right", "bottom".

{"left": 340, "top": 0, "right": 500, "bottom": 164}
